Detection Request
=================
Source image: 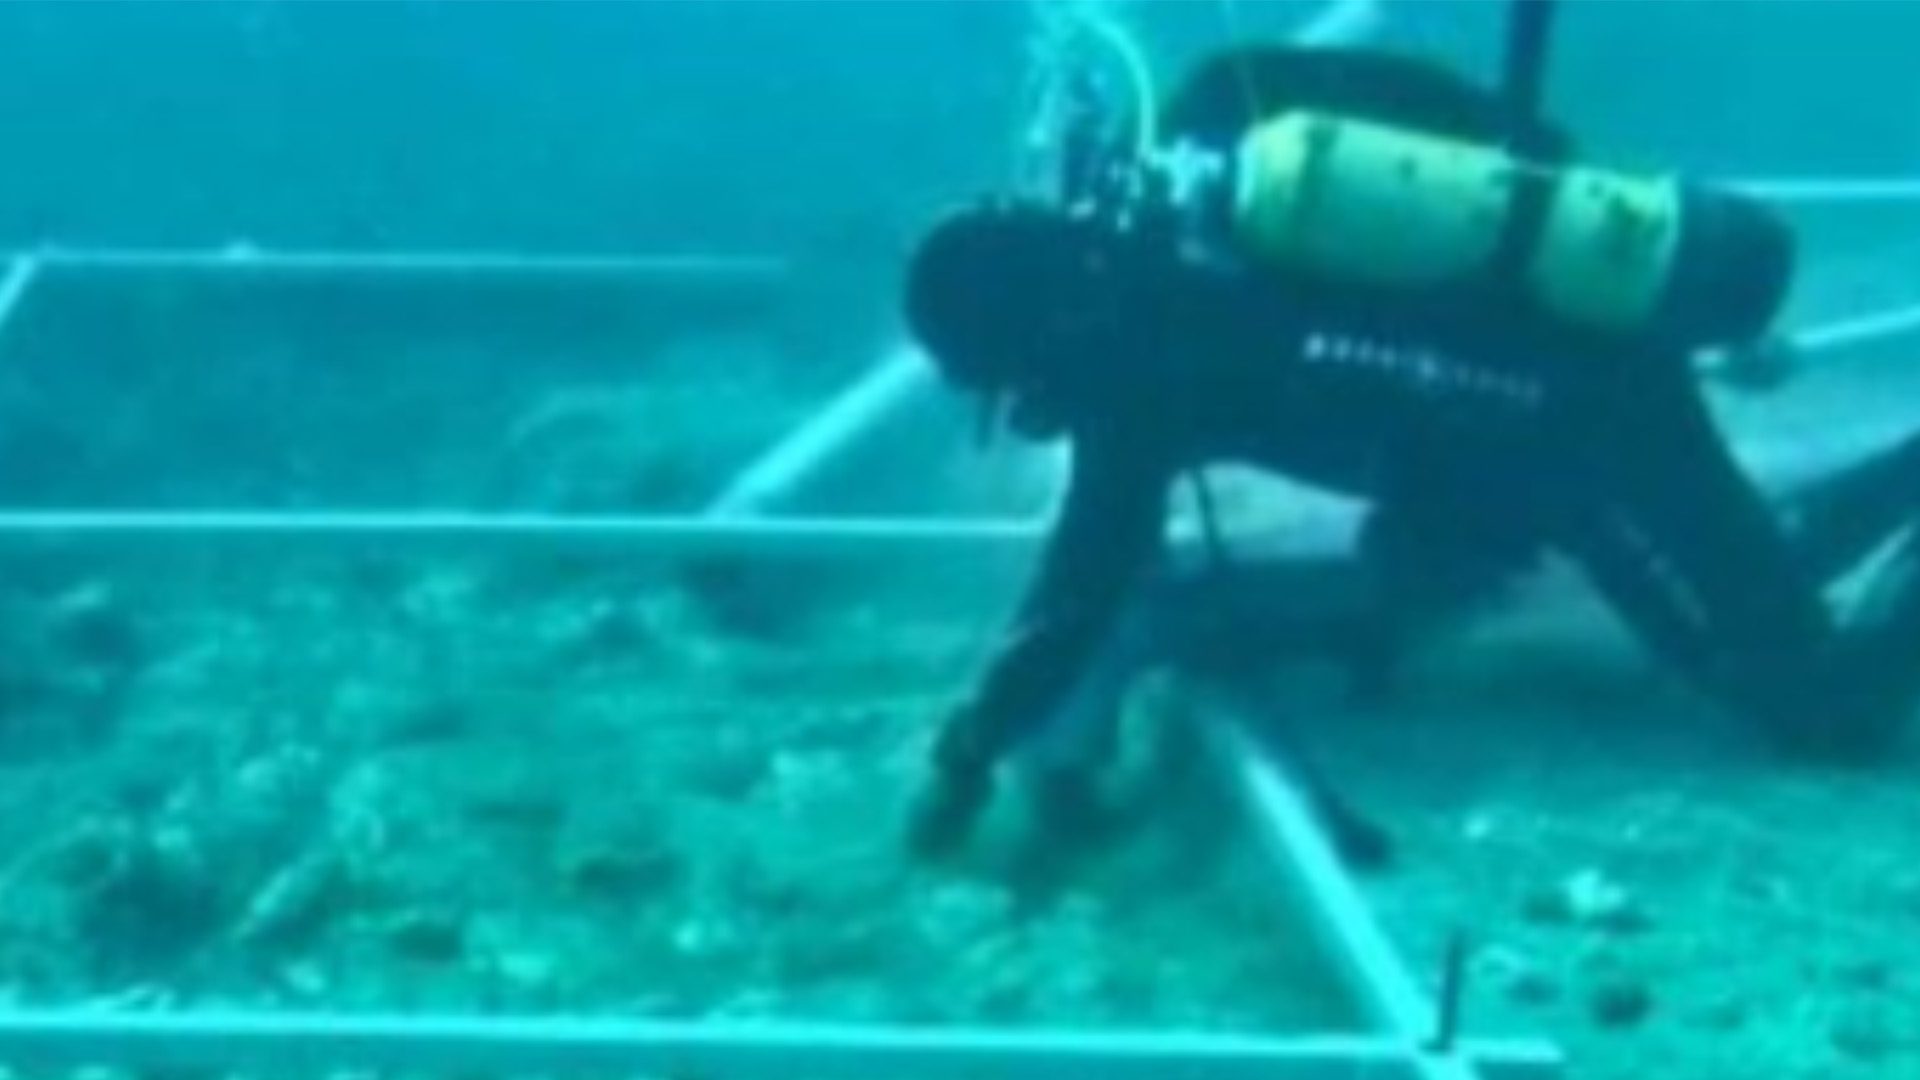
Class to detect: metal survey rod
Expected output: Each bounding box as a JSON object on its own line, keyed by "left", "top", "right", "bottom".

{"left": 13, "top": 247, "right": 788, "bottom": 284}
{"left": 0, "top": 1009, "right": 1561, "bottom": 1080}
{"left": 1501, "top": 0, "right": 1560, "bottom": 131}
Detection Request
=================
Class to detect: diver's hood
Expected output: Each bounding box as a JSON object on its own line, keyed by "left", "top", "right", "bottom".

{"left": 904, "top": 198, "right": 1132, "bottom": 397}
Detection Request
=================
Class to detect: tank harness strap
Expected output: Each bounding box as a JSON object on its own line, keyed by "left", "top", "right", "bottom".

{"left": 1493, "top": 0, "right": 1563, "bottom": 292}
{"left": 1188, "top": 468, "right": 1234, "bottom": 574}
{"left": 1490, "top": 156, "right": 1559, "bottom": 290}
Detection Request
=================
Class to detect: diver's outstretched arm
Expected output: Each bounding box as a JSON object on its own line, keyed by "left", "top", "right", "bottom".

{"left": 908, "top": 432, "right": 1170, "bottom": 859}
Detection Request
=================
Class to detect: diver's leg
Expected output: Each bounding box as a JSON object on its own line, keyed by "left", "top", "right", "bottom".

{"left": 999, "top": 553, "right": 1400, "bottom": 866}
{"left": 1777, "top": 429, "right": 1920, "bottom": 585}
{"left": 1005, "top": 556, "right": 1362, "bottom": 848}
{"left": 1146, "top": 507, "right": 1531, "bottom": 701}
{"left": 1764, "top": 430, "right": 1920, "bottom": 740}
{"left": 1558, "top": 365, "right": 1910, "bottom": 758}
{"left": 1127, "top": 519, "right": 1526, "bottom": 867}
{"left": 1348, "top": 500, "right": 1545, "bottom": 696}
{"left": 1008, "top": 591, "right": 1161, "bottom": 846}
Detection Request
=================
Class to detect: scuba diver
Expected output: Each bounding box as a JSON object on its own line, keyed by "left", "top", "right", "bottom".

{"left": 898, "top": 42, "right": 1920, "bottom": 862}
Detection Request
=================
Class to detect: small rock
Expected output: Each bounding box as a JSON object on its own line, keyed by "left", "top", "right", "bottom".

{"left": 1475, "top": 947, "right": 1559, "bottom": 1008}
{"left": 84, "top": 984, "right": 172, "bottom": 1011}
{"left": 45, "top": 581, "right": 143, "bottom": 670}
{"left": 775, "top": 923, "right": 885, "bottom": 983}
{"left": 1459, "top": 810, "right": 1501, "bottom": 842}
{"left": 495, "top": 950, "right": 561, "bottom": 994}
{"left": 564, "top": 844, "right": 679, "bottom": 898}
{"left": 234, "top": 853, "right": 340, "bottom": 947}
{"left": 1589, "top": 979, "right": 1654, "bottom": 1029}
{"left": 383, "top": 910, "right": 465, "bottom": 963}
{"left": 464, "top": 788, "right": 564, "bottom": 834}
{"left": 916, "top": 883, "right": 1016, "bottom": 941}
{"left": 1523, "top": 869, "right": 1649, "bottom": 933}
{"left": 790, "top": 708, "right": 880, "bottom": 753}
{"left": 670, "top": 917, "right": 735, "bottom": 959}
{"left": 1520, "top": 887, "right": 1573, "bottom": 925}
{"left": 1507, "top": 968, "right": 1562, "bottom": 1007}
{"left": 684, "top": 736, "right": 767, "bottom": 801}
{"left": 387, "top": 698, "right": 470, "bottom": 745}
{"left": 1832, "top": 1008, "right": 1898, "bottom": 1063}
{"left": 278, "top": 961, "right": 329, "bottom": 998}
{"left": 548, "top": 600, "right": 655, "bottom": 665}
{"left": 1836, "top": 959, "right": 1895, "bottom": 992}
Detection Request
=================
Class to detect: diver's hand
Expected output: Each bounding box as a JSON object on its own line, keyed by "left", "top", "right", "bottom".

{"left": 905, "top": 713, "right": 998, "bottom": 861}
{"left": 905, "top": 759, "right": 992, "bottom": 861}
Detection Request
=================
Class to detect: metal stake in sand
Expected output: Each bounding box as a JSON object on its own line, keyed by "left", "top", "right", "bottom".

{"left": 1203, "top": 700, "right": 1509, "bottom": 1080}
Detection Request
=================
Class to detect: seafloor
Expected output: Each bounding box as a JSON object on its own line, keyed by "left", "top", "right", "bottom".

{"left": 1, "top": 533, "right": 1916, "bottom": 1080}
{"left": 2, "top": 243, "right": 1919, "bottom": 1080}
{"left": 0, "top": 543, "right": 1354, "bottom": 1044}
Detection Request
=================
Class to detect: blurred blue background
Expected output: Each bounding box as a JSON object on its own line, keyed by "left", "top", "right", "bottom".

{"left": 0, "top": 0, "right": 1915, "bottom": 255}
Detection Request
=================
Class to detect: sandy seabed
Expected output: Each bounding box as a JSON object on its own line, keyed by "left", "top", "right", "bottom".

{"left": 0, "top": 535, "right": 1914, "bottom": 1080}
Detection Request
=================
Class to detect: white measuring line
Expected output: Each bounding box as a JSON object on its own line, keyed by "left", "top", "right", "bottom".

{"left": 0, "top": 256, "right": 42, "bottom": 347}
{"left": 12, "top": 247, "right": 788, "bottom": 283}
{"left": 1207, "top": 710, "right": 1505, "bottom": 1080}
{"left": 1732, "top": 177, "right": 1920, "bottom": 206}
{"left": 706, "top": 345, "right": 934, "bottom": 517}
{"left": 1794, "top": 299, "right": 1920, "bottom": 354}
{"left": 0, "top": 1010, "right": 1560, "bottom": 1080}
{"left": 0, "top": 511, "right": 1054, "bottom": 554}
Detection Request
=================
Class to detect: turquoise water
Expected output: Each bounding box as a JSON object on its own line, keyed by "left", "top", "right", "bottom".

{"left": 0, "top": 3, "right": 1917, "bottom": 1078}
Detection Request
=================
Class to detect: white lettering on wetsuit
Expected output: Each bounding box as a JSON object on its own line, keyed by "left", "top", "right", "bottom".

{"left": 1299, "top": 330, "right": 1546, "bottom": 412}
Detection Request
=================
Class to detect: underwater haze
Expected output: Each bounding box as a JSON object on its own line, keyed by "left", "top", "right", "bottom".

{"left": 0, "top": 3, "right": 1917, "bottom": 1080}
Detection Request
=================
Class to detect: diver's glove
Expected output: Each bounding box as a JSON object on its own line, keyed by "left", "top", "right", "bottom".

{"left": 904, "top": 713, "right": 997, "bottom": 860}
{"left": 906, "top": 764, "right": 991, "bottom": 860}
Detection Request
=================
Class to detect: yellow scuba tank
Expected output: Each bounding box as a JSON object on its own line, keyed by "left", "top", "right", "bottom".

{"left": 1228, "top": 111, "right": 1792, "bottom": 349}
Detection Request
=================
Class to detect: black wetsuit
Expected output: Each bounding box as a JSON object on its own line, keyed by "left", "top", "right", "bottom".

{"left": 929, "top": 50, "right": 1920, "bottom": 787}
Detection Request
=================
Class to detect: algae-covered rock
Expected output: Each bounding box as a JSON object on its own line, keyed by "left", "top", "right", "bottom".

{"left": 1477, "top": 945, "right": 1560, "bottom": 1007}
{"left": 233, "top": 851, "right": 343, "bottom": 949}
{"left": 1522, "top": 868, "right": 1650, "bottom": 934}
{"left": 63, "top": 817, "right": 230, "bottom": 976}
{"left": 1830, "top": 1005, "right": 1903, "bottom": 1063}
{"left": 381, "top": 909, "right": 466, "bottom": 964}
{"left": 1588, "top": 978, "right": 1654, "bottom": 1029}
{"left": 557, "top": 797, "right": 682, "bottom": 901}
{"left": 45, "top": 581, "right": 144, "bottom": 674}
